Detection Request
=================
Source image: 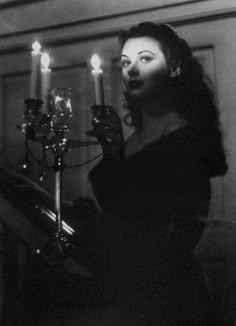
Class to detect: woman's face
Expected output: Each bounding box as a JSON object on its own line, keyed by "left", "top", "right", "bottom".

{"left": 121, "top": 37, "right": 169, "bottom": 100}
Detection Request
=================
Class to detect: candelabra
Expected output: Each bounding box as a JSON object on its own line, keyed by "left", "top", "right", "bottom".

{"left": 17, "top": 88, "right": 100, "bottom": 263}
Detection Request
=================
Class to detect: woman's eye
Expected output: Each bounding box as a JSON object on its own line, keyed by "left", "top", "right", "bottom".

{"left": 121, "top": 60, "right": 130, "bottom": 68}
{"left": 140, "top": 56, "right": 152, "bottom": 63}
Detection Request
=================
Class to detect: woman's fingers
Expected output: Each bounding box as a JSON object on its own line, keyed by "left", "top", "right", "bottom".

{"left": 91, "top": 105, "right": 120, "bottom": 123}
{"left": 87, "top": 105, "right": 123, "bottom": 156}
{"left": 92, "top": 117, "right": 120, "bottom": 132}
{"left": 87, "top": 125, "right": 115, "bottom": 139}
{"left": 91, "top": 104, "right": 114, "bottom": 114}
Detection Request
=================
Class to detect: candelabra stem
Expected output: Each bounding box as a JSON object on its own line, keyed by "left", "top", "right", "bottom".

{"left": 55, "top": 155, "right": 63, "bottom": 236}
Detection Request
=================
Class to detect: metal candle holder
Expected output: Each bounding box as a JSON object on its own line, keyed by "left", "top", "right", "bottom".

{"left": 17, "top": 88, "right": 99, "bottom": 258}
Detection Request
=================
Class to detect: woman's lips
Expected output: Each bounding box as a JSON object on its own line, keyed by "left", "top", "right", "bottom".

{"left": 128, "top": 80, "right": 143, "bottom": 89}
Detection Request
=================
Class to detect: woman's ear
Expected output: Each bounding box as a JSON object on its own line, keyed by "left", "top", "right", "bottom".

{"left": 170, "top": 65, "right": 181, "bottom": 78}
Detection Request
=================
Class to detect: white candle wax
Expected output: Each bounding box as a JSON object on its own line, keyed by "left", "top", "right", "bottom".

{"left": 40, "top": 53, "right": 51, "bottom": 112}
{"left": 30, "top": 41, "right": 42, "bottom": 98}
{"left": 91, "top": 54, "right": 104, "bottom": 105}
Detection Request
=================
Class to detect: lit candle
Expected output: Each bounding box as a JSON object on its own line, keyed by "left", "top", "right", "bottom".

{"left": 30, "top": 41, "right": 42, "bottom": 98}
{"left": 40, "top": 52, "right": 51, "bottom": 112}
{"left": 90, "top": 54, "right": 104, "bottom": 105}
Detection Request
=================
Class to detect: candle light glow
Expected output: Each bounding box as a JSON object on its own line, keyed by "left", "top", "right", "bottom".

{"left": 91, "top": 54, "right": 101, "bottom": 71}
{"left": 41, "top": 52, "right": 50, "bottom": 69}
{"left": 32, "top": 41, "right": 41, "bottom": 54}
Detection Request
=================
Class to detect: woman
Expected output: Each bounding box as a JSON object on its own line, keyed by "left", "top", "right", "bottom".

{"left": 86, "top": 22, "right": 227, "bottom": 325}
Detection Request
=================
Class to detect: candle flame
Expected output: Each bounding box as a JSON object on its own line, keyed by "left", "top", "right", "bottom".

{"left": 91, "top": 54, "right": 101, "bottom": 70}
{"left": 41, "top": 52, "right": 50, "bottom": 69}
{"left": 32, "top": 41, "right": 41, "bottom": 53}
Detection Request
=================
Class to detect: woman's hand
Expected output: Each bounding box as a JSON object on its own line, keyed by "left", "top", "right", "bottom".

{"left": 86, "top": 105, "right": 124, "bottom": 158}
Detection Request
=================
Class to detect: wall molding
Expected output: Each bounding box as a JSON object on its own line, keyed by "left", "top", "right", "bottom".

{"left": 0, "top": 0, "right": 203, "bottom": 12}
{"left": 1, "top": 62, "right": 87, "bottom": 79}
{"left": 0, "top": 5, "right": 235, "bottom": 57}
{"left": 0, "top": 0, "right": 49, "bottom": 10}
{"left": 0, "top": 0, "right": 205, "bottom": 40}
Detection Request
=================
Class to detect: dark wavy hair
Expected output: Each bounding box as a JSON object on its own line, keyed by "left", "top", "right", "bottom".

{"left": 119, "top": 22, "right": 227, "bottom": 176}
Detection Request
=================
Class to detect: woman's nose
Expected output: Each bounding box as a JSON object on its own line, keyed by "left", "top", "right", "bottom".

{"left": 127, "top": 62, "right": 139, "bottom": 77}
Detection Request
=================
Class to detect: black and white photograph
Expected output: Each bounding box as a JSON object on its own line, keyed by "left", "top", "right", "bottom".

{"left": 0, "top": 1, "right": 235, "bottom": 325}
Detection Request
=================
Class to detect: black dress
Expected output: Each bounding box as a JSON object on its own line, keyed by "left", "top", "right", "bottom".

{"left": 87, "top": 126, "right": 218, "bottom": 325}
